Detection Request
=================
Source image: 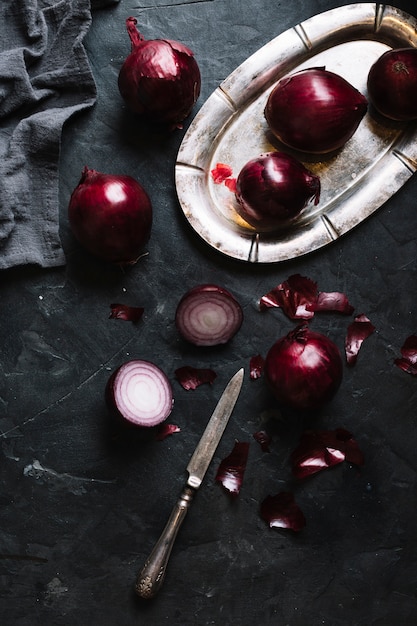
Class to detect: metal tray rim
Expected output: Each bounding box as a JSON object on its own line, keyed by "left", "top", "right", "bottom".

{"left": 175, "top": 3, "right": 417, "bottom": 263}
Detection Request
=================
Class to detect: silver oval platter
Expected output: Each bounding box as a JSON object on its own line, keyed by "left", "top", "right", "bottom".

{"left": 175, "top": 3, "right": 417, "bottom": 263}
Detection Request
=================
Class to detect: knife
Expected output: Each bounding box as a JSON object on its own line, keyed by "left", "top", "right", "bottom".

{"left": 135, "top": 367, "right": 244, "bottom": 600}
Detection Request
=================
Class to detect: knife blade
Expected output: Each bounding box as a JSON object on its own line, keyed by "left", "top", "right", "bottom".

{"left": 136, "top": 367, "right": 244, "bottom": 599}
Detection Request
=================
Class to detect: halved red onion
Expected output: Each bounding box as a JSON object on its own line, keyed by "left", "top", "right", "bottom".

{"left": 215, "top": 441, "right": 250, "bottom": 496}
{"left": 106, "top": 360, "right": 173, "bottom": 428}
{"left": 109, "top": 303, "right": 144, "bottom": 322}
{"left": 174, "top": 365, "right": 217, "bottom": 390}
{"left": 264, "top": 323, "right": 343, "bottom": 411}
{"left": 260, "top": 492, "right": 306, "bottom": 531}
{"left": 291, "top": 428, "right": 364, "bottom": 479}
{"left": 235, "top": 152, "right": 320, "bottom": 229}
{"left": 175, "top": 284, "right": 243, "bottom": 346}
{"left": 118, "top": 17, "right": 201, "bottom": 129}
{"left": 345, "top": 313, "right": 375, "bottom": 366}
{"left": 367, "top": 48, "right": 417, "bottom": 121}
{"left": 265, "top": 67, "right": 368, "bottom": 154}
{"left": 394, "top": 335, "right": 417, "bottom": 376}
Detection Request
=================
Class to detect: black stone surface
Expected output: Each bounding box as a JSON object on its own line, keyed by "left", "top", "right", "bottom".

{"left": 1, "top": 1, "right": 417, "bottom": 624}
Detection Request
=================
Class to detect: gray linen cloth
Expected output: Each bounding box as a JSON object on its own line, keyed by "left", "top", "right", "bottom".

{"left": 0, "top": 0, "right": 118, "bottom": 270}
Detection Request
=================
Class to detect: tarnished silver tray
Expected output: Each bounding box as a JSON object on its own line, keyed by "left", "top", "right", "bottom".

{"left": 175, "top": 4, "right": 417, "bottom": 263}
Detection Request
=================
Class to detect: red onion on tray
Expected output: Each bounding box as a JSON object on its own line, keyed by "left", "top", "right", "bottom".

{"left": 106, "top": 360, "right": 173, "bottom": 428}
{"left": 235, "top": 152, "right": 320, "bottom": 230}
{"left": 265, "top": 323, "right": 343, "bottom": 411}
{"left": 68, "top": 167, "right": 152, "bottom": 265}
{"left": 367, "top": 48, "right": 417, "bottom": 121}
{"left": 175, "top": 284, "right": 243, "bottom": 346}
{"left": 118, "top": 17, "right": 201, "bottom": 129}
{"left": 265, "top": 67, "right": 368, "bottom": 154}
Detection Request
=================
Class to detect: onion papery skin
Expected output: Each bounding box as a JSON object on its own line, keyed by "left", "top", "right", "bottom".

{"left": 106, "top": 360, "right": 173, "bottom": 428}
{"left": 118, "top": 17, "right": 201, "bottom": 128}
{"left": 265, "top": 324, "right": 343, "bottom": 411}
{"left": 264, "top": 68, "right": 368, "bottom": 154}
{"left": 367, "top": 48, "right": 417, "bottom": 121}
{"left": 175, "top": 284, "right": 243, "bottom": 347}
{"left": 235, "top": 152, "right": 320, "bottom": 230}
{"left": 68, "top": 166, "right": 152, "bottom": 265}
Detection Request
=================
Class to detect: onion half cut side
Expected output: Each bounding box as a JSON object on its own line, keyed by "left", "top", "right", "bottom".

{"left": 175, "top": 284, "right": 243, "bottom": 346}
{"left": 106, "top": 360, "right": 173, "bottom": 428}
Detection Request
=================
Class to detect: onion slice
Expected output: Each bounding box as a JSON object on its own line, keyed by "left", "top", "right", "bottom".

{"left": 260, "top": 492, "right": 306, "bottom": 531}
{"left": 175, "top": 284, "right": 243, "bottom": 346}
{"left": 174, "top": 366, "right": 217, "bottom": 390}
{"left": 106, "top": 360, "right": 173, "bottom": 428}
{"left": 215, "top": 441, "right": 250, "bottom": 496}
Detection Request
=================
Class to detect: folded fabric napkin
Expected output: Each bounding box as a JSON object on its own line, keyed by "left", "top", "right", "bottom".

{"left": 0, "top": 0, "right": 118, "bottom": 270}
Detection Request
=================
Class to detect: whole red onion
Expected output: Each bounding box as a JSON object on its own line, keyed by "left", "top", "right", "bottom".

{"left": 118, "top": 17, "right": 201, "bottom": 129}
{"left": 235, "top": 152, "right": 320, "bottom": 229}
{"left": 367, "top": 47, "right": 417, "bottom": 121}
{"left": 68, "top": 166, "right": 152, "bottom": 264}
{"left": 265, "top": 68, "right": 368, "bottom": 154}
{"left": 265, "top": 323, "right": 343, "bottom": 411}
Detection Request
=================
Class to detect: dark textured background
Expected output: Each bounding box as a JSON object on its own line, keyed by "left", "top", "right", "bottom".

{"left": 1, "top": 1, "right": 417, "bottom": 624}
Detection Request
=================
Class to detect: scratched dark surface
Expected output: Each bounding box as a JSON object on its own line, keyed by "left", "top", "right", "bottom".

{"left": 1, "top": 1, "right": 417, "bottom": 624}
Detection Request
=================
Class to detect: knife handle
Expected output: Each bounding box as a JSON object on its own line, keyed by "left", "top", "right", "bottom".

{"left": 135, "top": 484, "right": 195, "bottom": 599}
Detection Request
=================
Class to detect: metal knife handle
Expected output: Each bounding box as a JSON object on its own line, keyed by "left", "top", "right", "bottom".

{"left": 135, "top": 485, "right": 195, "bottom": 599}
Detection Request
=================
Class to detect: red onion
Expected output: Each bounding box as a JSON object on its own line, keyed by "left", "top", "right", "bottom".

{"left": 265, "top": 68, "right": 368, "bottom": 154}
{"left": 235, "top": 152, "right": 320, "bottom": 229}
{"left": 68, "top": 167, "right": 152, "bottom": 264}
{"left": 175, "top": 284, "right": 243, "bottom": 347}
{"left": 367, "top": 47, "right": 417, "bottom": 121}
{"left": 264, "top": 323, "right": 343, "bottom": 411}
{"left": 118, "top": 17, "right": 201, "bottom": 129}
{"left": 106, "top": 360, "right": 173, "bottom": 428}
